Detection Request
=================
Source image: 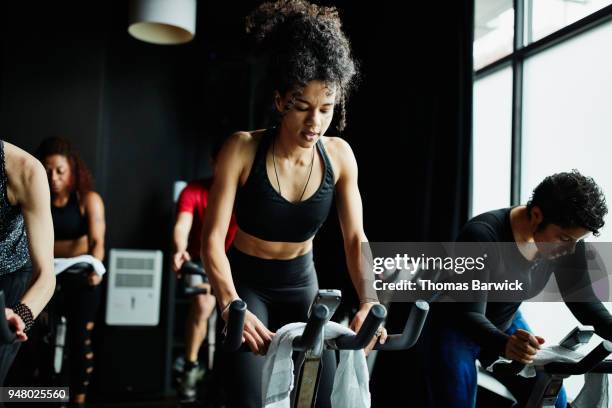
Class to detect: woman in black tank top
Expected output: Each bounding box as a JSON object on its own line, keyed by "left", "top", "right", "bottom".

{"left": 35, "top": 137, "right": 106, "bottom": 407}
{"left": 201, "top": 2, "right": 383, "bottom": 407}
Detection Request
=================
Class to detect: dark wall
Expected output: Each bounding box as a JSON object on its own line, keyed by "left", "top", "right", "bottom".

{"left": 335, "top": 3, "right": 474, "bottom": 406}
{"left": 0, "top": 1, "right": 254, "bottom": 399}
{"left": 338, "top": 1, "right": 473, "bottom": 242}
{"left": 314, "top": 1, "right": 474, "bottom": 298}
{"left": 0, "top": 0, "right": 472, "bottom": 404}
{"left": 0, "top": 3, "right": 106, "bottom": 176}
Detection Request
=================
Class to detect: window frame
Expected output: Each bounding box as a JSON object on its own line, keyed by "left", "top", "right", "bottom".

{"left": 473, "top": 0, "right": 612, "bottom": 205}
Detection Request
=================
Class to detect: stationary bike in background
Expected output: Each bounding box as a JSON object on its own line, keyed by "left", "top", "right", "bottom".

{"left": 480, "top": 325, "right": 612, "bottom": 407}
{"left": 173, "top": 261, "right": 218, "bottom": 403}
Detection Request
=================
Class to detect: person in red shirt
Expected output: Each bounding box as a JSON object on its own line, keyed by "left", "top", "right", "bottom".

{"left": 172, "top": 154, "right": 237, "bottom": 400}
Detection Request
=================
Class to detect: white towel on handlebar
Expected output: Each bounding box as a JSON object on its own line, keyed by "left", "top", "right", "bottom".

{"left": 54, "top": 255, "right": 106, "bottom": 276}
{"left": 485, "top": 345, "right": 583, "bottom": 377}
{"left": 486, "top": 345, "right": 609, "bottom": 408}
{"left": 262, "top": 321, "right": 370, "bottom": 408}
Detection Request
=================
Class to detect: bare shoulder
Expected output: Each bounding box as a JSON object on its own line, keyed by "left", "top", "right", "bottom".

{"left": 322, "top": 136, "right": 354, "bottom": 157}
{"left": 214, "top": 130, "right": 268, "bottom": 187}
{"left": 3, "top": 141, "right": 47, "bottom": 205}
{"left": 320, "top": 136, "right": 357, "bottom": 180}
{"left": 82, "top": 190, "right": 104, "bottom": 207}
{"left": 220, "top": 130, "right": 266, "bottom": 161}
{"left": 227, "top": 129, "right": 264, "bottom": 149}
{"left": 4, "top": 141, "right": 46, "bottom": 187}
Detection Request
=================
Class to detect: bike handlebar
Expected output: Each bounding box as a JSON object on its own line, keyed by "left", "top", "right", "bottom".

{"left": 223, "top": 299, "right": 247, "bottom": 351}
{"left": 293, "top": 304, "right": 330, "bottom": 351}
{"left": 544, "top": 341, "right": 612, "bottom": 374}
{"left": 374, "top": 300, "right": 429, "bottom": 351}
{"left": 493, "top": 340, "right": 612, "bottom": 376}
{"left": 333, "top": 304, "right": 386, "bottom": 350}
{"left": 221, "top": 299, "right": 429, "bottom": 352}
{"left": 180, "top": 261, "right": 210, "bottom": 296}
{"left": 0, "top": 292, "right": 17, "bottom": 345}
{"left": 180, "top": 261, "right": 208, "bottom": 278}
{"left": 61, "top": 262, "right": 94, "bottom": 275}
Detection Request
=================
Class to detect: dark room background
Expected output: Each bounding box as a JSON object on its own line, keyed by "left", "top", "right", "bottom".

{"left": 0, "top": 0, "right": 472, "bottom": 404}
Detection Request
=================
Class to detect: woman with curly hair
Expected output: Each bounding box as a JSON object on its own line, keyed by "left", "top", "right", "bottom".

{"left": 201, "top": 0, "right": 383, "bottom": 406}
{"left": 36, "top": 137, "right": 105, "bottom": 407}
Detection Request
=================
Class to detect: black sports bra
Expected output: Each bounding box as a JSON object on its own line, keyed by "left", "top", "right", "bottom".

{"left": 234, "top": 128, "right": 335, "bottom": 242}
{"left": 51, "top": 191, "right": 88, "bottom": 240}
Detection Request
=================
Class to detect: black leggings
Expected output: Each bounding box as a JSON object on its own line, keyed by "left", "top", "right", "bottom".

{"left": 222, "top": 246, "right": 336, "bottom": 408}
{"left": 56, "top": 272, "right": 101, "bottom": 396}
{"left": 0, "top": 263, "right": 32, "bottom": 386}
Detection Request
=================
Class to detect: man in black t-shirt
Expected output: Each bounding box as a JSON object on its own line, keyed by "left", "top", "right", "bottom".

{"left": 418, "top": 170, "right": 610, "bottom": 407}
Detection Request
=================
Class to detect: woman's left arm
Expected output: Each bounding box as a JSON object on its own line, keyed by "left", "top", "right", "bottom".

{"left": 84, "top": 192, "right": 106, "bottom": 261}
{"left": 84, "top": 192, "right": 106, "bottom": 285}
{"left": 333, "top": 138, "right": 386, "bottom": 347}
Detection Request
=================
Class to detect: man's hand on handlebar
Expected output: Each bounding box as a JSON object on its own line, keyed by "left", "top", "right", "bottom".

{"left": 505, "top": 329, "right": 545, "bottom": 364}
{"left": 350, "top": 302, "right": 388, "bottom": 355}
{"left": 5, "top": 308, "right": 27, "bottom": 342}
{"left": 172, "top": 251, "right": 191, "bottom": 276}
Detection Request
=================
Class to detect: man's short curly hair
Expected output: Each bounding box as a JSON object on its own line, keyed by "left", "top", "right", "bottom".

{"left": 526, "top": 170, "right": 608, "bottom": 236}
{"left": 246, "top": 0, "right": 359, "bottom": 132}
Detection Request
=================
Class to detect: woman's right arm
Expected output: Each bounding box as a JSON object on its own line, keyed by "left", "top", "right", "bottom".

{"left": 12, "top": 153, "right": 56, "bottom": 318}
{"left": 201, "top": 133, "right": 246, "bottom": 309}
{"left": 172, "top": 212, "right": 194, "bottom": 273}
{"left": 201, "top": 132, "right": 273, "bottom": 353}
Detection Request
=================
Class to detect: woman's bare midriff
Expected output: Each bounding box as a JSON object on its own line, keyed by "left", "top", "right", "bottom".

{"left": 232, "top": 228, "right": 313, "bottom": 260}
{"left": 54, "top": 235, "right": 88, "bottom": 258}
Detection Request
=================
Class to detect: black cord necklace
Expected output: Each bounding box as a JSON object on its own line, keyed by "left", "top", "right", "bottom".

{"left": 272, "top": 136, "right": 316, "bottom": 202}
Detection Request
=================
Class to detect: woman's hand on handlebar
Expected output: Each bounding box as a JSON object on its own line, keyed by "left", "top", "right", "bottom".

{"left": 505, "top": 329, "right": 544, "bottom": 364}
{"left": 5, "top": 308, "right": 27, "bottom": 342}
{"left": 350, "top": 302, "right": 388, "bottom": 355}
{"left": 88, "top": 271, "right": 102, "bottom": 286}
{"left": 223, "top": 307, "right": 275, "bottom": 355}
{"left": 243, "top": 310, "right": 275, "bottom": 355}
{"left": 172, "top": 251, "right": 191, "bottom": 276}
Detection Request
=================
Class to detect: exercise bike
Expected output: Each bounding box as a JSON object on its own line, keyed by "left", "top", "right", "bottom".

{"left": 174, "top": 261, "right": 218, "bottom": 403}
{"left": 484, "top": 325, "right": 612, "bottom": 407}
{"left": 222, "top": 289, "right": 429, "bottom": 408}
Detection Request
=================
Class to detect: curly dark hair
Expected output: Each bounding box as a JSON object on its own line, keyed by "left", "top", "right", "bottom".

{"left": 526, "top": 170, "right": 608, "bottom": 236}
{"left": 246, "top": 0, "right": 358, "bottom": 132}
{"left": 35, "top": 137, "right": 94, "bottom": 197}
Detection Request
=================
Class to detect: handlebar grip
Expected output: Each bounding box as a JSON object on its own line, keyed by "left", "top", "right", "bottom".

{"left": 181, "top": 261, "right": 207, "bottom": 277}
{"left": 545, "top": 341, "right": 612, "bottom": 374}
{"left": 62, "top": 262, "right": 94, "bottom": 275}
{"left": 0, "top": 292, "right": 17, "bottom": 345}
{"left": 293, "top": 304, "right": 329, "bottom": 351}
{"left": 335, "top": 304, "right": 387, "bottom": 350}
{"left": 184, "top": 287, "right": 208, "bottom": 296}
{"left": 590, "top": 360, "right": 612, "bottom": 373}
{"left": 222, "top": 300, "right": 247, "bottom": 351}
{"left": 375, "top": 300, "right": 429, "bottom": 351}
